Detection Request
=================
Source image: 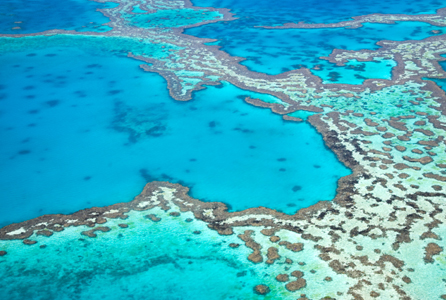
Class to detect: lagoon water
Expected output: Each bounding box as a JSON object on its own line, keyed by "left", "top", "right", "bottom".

{"left": 0, "top": 46, "right": 350, "bottom": 227}
{"left": 0, "top": 208, "right": 291, "bottom": 300}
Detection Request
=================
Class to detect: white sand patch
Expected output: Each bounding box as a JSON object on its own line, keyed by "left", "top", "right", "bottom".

{"left": 6, "top": 227, "right": 26, "bottom": 236}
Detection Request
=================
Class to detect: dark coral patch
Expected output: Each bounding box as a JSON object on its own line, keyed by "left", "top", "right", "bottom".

{"left": 292, "top": 185, "right": 302, "bottom": 192}
{"left": 254, "top": 284, "right": 270, "bottom": 295}
{"left": 108, "top": 90, "right": 122, "bottom": 95}
{"left": 139, "top": 168, "right": 155, "bottom": 182}
{"left": 86, "top": 64, "right": 102, "bottom": 68}
{"left": 45, "top": 100, "right": 60, "bottom": 107}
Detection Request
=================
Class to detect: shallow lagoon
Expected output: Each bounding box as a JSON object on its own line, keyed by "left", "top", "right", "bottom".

{"left": 0, "top": 46, "right": 350, "bottom": 227}
{"left": 0, "top": 208, "right": 284, "bottom": 300}
{"left": 0, "top": 206, "right": 350, "bottom": 300}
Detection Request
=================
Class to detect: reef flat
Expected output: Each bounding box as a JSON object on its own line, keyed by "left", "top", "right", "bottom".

{"left": 1, "top": 0, "right": 446, "bottom": 299}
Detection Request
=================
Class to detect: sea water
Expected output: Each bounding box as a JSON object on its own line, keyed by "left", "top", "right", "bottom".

{"left": 188, "top": 0, "right": 445, "bottom": 81}
{"left": 0, "top": 0, "right": 115, "bottom": 34}
{"left": 192, "top": 0, "right": 444, "bottom": 26}
{"left": 1, "top": 1, "right": 445, "bottom": 299}
{"left": 0, "top": 46, "right": 350, "bottom": 227}
{"left": 186, "top": 21, "right": 444, "bottom": 81}
{"left": 0, "top": 208, "right": 290, "bottom": 300}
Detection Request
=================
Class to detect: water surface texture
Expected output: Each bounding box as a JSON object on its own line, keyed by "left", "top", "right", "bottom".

{"left": 187, "top": 20, "right": 443, "bottom": 78}
{"left": 0, "top": 205, "right": 348, "bottom": 300}
{"left": 192, "top": 0, "right": 444, "bottom": 25}
{"left": 0, "top": 46, "right": 350, "bottom": 226}
{"left": 2, "top": 0, "right": 446, "bottom": 299}
{"left": 0, "top": 0, "right": 114, "bottom": 34}
{"left": 190, "top": 0, "right": 445, "bottom": 79}
{"left": 0, "top": 209, "right": 278, "bottom": 300}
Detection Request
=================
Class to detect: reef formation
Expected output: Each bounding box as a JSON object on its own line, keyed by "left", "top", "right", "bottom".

{"left": 1, "top": 0, "right": 446, "bottom": 299}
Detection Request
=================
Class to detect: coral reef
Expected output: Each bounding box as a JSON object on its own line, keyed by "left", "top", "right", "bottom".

{"left": 1, "top": 0, "right": 446, "bottom": 298}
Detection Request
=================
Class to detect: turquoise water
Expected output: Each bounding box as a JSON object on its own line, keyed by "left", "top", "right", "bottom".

{"left": 123, "top": 8, "right": 223, "bottom": 28}
{"left": 132, "top": 5, "right": 147, "bottom": 13}
{"left": 0, "top": 207, "right": 351, "bottom": 300}
{"left": 426, "top": 59, "right": 446, "bottom": 92}
{"left": 1, "top": 1, "right": 446, "bottom": 299}
{"left": 0, "top": 208, "right": 287, "bottom": 300}
{"left": 192, "top": 0, "right": 444, "bottom": 25}
{"left": 188, "top": 21, "right": 443, "bottom": 79}
{"left": 0, "top": 0, "right": 115, "bottom": 34}
{"left": 312, "top": 58, "right": 397, "bottom": 84}
{"left": 0, "top": 46, "right": 350, "bottom": 227}
{"left": 0, "top": 34, "right": 181, "bottom": 59}
{"left": 287, "top": 111, "right": 317, "bottom": 121}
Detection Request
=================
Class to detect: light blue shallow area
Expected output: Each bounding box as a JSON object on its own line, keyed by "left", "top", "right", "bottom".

{"left": 188, "top": 21, "right": 443, "bottom": 79}
{"left": 0, "top": 209, "right": 286, "bottom": 300}
{"left": 311, "top": 58, "right": 397, "bottom": 85}
{"left": 0, "top": 47, "right": 351, "bottom": 227}
{"left": 426, "top": 59, "right": 446, "bottom": 91}
{"left": 132, "top": 5, "right": 147, "bottom": 13}
{"left": 0, "top": 0, "right": 115, "bottom": 34}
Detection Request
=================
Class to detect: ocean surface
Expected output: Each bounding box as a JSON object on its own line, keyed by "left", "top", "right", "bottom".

{"left": 0, "top": 46, "right": 350, "bottom": 226}
{"left": 187, "top": 20, "right": 443, "bottom": 80}
{"left": 0, "top": 0, "right": 115, "bottom": 34}
{"left": 193, "top": 0, "right": 444, "bottom": 25}
{"left": 0, "top": 209, "right": 282, "bottom": 300}
{"left": 1, "top": 0, "right": 445, "bottom": 299}
{"left": 189, "top": 0, "right": 445, "bottom": 82}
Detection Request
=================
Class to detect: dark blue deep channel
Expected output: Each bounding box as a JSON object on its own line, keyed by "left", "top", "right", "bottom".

{"left": 0, "top": 46, "right": 351, "bottom": 226}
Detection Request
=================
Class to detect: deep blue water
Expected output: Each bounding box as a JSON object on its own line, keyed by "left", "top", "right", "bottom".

{"left": 188, "top": 0, "right": 445, "bottom": 79}
{"left": 186, "top": 20, "right": 443, "bottom": 78}
{"left": 0, "top": 0, "right": 115, "bottom": 34}
{"left": 193, "top": 0, "right": 445, "bottom": 25}
{"left": 0, "top": 46, "right": 350, "bottom": 226}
